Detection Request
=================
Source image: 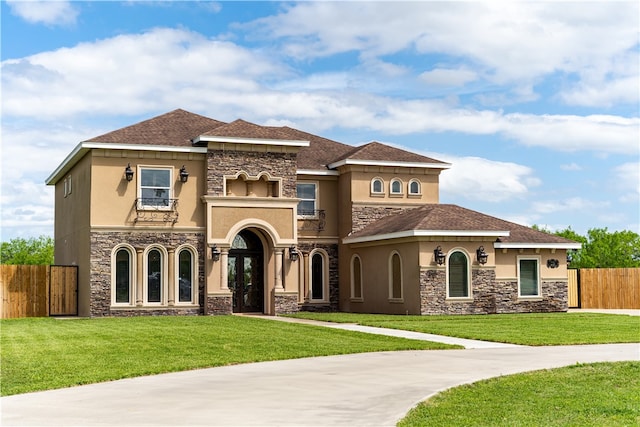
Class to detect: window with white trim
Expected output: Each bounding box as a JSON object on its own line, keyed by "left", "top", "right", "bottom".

{"left": 447, "top": 250, "right": 470, "bottom": 298}
{"left": 351, "top": 255, "right": 363, "bottom": 300}
{"left": 139, "top": 167, "right": 172, "bottom": 208}
{"left": 408, "top": 179, "right": 421, "bottom": 195}
{"left": 310, "top": 251, "right": 328, "bottom": 301}
{"left": 177, "top": 247, "right": 196, "bottom": 304}
{"left": 296, "top": 182, "right": 317, "bottom": 216}
{"left": 146, "top": 247, "right": 165, "bottom": 304}
{"left": 390, "top": 178, "right": 403, "bottom": 195}
{"left": 112, "top": 246, "right": 134, "bottom": 305}
{"left": 371, "top": 178, "right": 384, "bottom": 194}
{"left": 518, "top": 257, "right": 540, "bottom": 297}
{"left": 389, "top": 252, "right": 403, "bottom": 300}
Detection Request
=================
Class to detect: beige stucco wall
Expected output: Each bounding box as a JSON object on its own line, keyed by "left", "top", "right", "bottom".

{"left": 341, "top": 241, "right": 422, "bottom": 314}
{"left": 495, "top": 248, "right": 569, "bottom": 280}
{"left": 208, "top": 206, "right": 295, "bottom": 241}
{"left": 53, "top": 153, "right": 92, "bottom": 316}
{"left": 90, "top": 149, "right": 206, "bottom": 228}
{"left": 297, "top": 175, "right": 339, "bottom": 239}
{"left": 347, "top": 167, "right": 440, "bottom": 204}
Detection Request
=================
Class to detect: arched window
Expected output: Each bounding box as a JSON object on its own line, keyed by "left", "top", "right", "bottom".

{"left": 351, "top": 255, "right": 363, "bottom": 300}
{"left": 113, "top": 247, "right": 133, "bottom": 305}
{"left": 390, "top": 178, "right": 403, "bottom": 195}
{"left": 409, "top": 179, "right": 421, "bottom": 195}
{"left": 146, "top": 248, "right": 164, "bottom": 304}
{"left": 177, "top": 247, "right": 195, "bottom": 304}
{"left": 371, "top": 178, "right": 384, "bottom": 194}
{"left": 311, "top": 252, "right": 325, "bottom": 301}
{"left": 448, "top": 251, "right": 470, "bottom": 298}
{"left": 389, "top": 252, "right": 403, "bottom": 300}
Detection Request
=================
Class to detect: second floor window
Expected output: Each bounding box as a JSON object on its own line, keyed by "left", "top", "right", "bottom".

{"left": 140, "top": 167, "right": 171, "bottom": 208}
{"left": 296, "top": 182, "right": 317, "bottom": 216}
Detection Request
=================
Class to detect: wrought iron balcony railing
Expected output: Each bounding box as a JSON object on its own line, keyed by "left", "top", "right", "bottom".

{"left": 134, "top": 198, "right": 179, "bottom": 223}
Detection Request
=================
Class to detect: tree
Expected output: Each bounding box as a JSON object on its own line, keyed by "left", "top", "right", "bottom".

{"left": 0, "top": 236, "right": 54, "bottom": 265}
{"left": 534, "top": 226, "right": 640, "bottom": 269}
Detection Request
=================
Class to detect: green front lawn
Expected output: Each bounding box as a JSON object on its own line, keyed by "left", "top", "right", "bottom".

{"left": 399, "top": 362, "right": 640, "bottom": 426}
{"left": 0, "top": 316, "right": 455, "bottom": 396}
{"left": 288, "top": 312, "right": 640, "bottom": 345}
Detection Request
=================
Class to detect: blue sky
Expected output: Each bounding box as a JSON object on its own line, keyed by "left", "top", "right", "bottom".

{"left": 1, "top": 1, "right": 638, "bottom": 241}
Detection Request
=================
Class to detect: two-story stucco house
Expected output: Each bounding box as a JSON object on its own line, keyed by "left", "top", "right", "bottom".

{"left": 46, "top": 109, "right": 580, "bottom": 317}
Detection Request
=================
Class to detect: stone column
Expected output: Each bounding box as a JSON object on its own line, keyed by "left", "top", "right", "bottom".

{"left": 303, "top": 252, "right": 310, "bottom": 302}
{"left": 275, "top": 249, "right": 284, "bottom": 290}
{"left": 167, "top": 248, "right": 175, "bottom": 306}
{"left": 220, "top": 249, "right": 229, "bottom": 291}
{"left": 136, "top": 248, "right": 144, "bottom": 306}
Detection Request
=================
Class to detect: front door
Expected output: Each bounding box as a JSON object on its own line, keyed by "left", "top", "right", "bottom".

{"left": 228, "top": 230, "right": 264, "bottom": 313}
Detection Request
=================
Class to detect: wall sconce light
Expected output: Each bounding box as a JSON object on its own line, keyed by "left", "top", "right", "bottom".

{"left": 179, "top": 165, "right": 189, "bottom": 183}
{"left": 547, "top": 259, "right": 559, "bottom": 268}
{"left": 476, "top": 246, "right": 489, "bottom": 265}
{"left": 125, "top": 163, "right": 134, "bottom": 181}
{"left": 211, "top": 245, "right": 221, "bottom": 261}
{"left": 289, "top": 245, "right": 299, "bottom": 262}
{"left": 434, "top": 246, "right": 446, "bottom": 265}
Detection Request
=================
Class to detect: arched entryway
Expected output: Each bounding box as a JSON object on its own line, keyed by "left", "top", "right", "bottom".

{"left": 228, "top": 229, "right": 264, "bottom": 313}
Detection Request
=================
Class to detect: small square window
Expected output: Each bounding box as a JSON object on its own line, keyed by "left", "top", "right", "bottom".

{"left": 139, "top": 168, "right": 172, "bottom": 208}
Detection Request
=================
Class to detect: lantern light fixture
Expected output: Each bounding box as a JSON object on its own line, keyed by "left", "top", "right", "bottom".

{"left": 434, "top": 246, "right": 446, "bottom": 265}
{"left": 179, "top": 165, "right": 189, "bottom": 183}
{"left": 476, "top": 246, "right": 489, "bottom": 265}
{"left": 125, "top": 163, "right": 134, "bottom": 182}
{"left": 289, "top": 245, "right": 299, "bottom": 262}
{"left": 211, "top": 245, "right": 221, "bottom": 261}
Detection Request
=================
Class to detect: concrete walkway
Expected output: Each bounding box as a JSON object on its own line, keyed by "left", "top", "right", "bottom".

{"left": 2, "top": 314, "right": 639, "bottom": 427}
{"left": 2, "top": 344, "right": 638, "bottom": 427}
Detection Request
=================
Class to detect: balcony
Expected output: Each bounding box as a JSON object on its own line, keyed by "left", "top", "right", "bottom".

{"left": 298, "top": 209, "right": 326, "bottom": 232}
{"left": 134, "top": 198, "right": 179, "bottom": 224}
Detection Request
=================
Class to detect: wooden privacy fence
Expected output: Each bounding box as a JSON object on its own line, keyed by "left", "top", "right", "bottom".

{"left": 568, "top": 268, "right": 640, "bottom": 309}
{"left": 0, "top": 265, "right": 78, "bottom": 319}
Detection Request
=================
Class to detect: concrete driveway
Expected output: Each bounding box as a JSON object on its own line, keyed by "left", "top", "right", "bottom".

{"left": 2, "top": 341, "right": 638, "bottom": 426}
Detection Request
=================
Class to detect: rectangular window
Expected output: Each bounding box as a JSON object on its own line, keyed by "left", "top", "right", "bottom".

{"left": 296, "top": 182, "right": 317, "bottom": 216}
{"left": 519, "top": 258, "right": 540, "bottom": 297}
{"left": 140, "top": 167, "right": 171, "bottom": 208}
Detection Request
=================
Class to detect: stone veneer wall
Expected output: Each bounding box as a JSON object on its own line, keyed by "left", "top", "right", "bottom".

{"left": 297, "top": 242, "right": 339, "bottom": 311}
{"left": 351, "top": 205, "right": 417, "bottom": 233}
{"left": 206, "top": 295, "right": 232, "bottom": 315}
{"left": 89, "top": 231, "right": 205, "bottom": 317}
{"left": 207, "top": 150, "right": 298, "bottom": 197}
{"left": 275, "top": 294, "right": 299, "bottom": 314}
{"left": 420, "top": 268, "right": 568, "bottom": 315}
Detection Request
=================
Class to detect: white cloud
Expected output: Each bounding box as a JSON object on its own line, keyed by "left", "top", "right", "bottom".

{"left": 6, "top": 0, "right": 78, "bottom": 26}
{"left": 419, "top": 67, "right": 478, "bottom": 87}
{"left": 560, "top": 163, "right": 583, "bottom": 171}
{"left": 244, "top": 2, "right": 639, "bottom": 109}
{"left": 531, "top": 197, "right": 609, "bottom": 215}
{"left": 612, "top": 162, "right": 640, "bottom": 203}
{"left": 429, "top": 154, "right": 541, "bottom": 203}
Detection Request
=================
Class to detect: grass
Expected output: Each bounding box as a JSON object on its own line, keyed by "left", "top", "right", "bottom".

{"left": 0, "top": 316, "right": 456, "bottom": 396}
{"left": 398, "top": 361, "right": 640, "bottom": 427}
{"left": 287, "top": 312, "right": 640, "bottom": 345}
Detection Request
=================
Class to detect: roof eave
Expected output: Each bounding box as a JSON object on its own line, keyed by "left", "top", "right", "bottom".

{"left": 46, "top": 142, "right": 208, "bottom": 185}
{"left": 328, "top": 158, "right": 451, "bottom": 170}
{"left": 193, "top": 135, "right": 310, "bottom": 147}
{"left": 344, "top": 229, "right": 510, "bottom": 245}
{"left": 494, "top": 242, "right": 582, "bottom": 250}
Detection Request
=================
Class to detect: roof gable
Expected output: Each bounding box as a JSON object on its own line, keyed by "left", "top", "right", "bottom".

{"left": 345, "top": 204, "right": 580, "bottom": 247}
{"left": 200, "top": 119, "right": 304, "bottom": 141}
{"left": 86, "top": 109, "right": 226, "bottom": 146}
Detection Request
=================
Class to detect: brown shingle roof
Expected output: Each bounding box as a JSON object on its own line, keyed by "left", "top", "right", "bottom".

{"left": 331, "top": 141, "right": 448, "bottom": 166}
{"left": 86, "top": 109, "right": 226, "bottom": 146}
{"left": 347, "top": 204, "right": 579, "bottom": 245}
{"left": 279, "top": 127, "right": 354, "bottom": 170}
{"left": 84, "top": 109, "right": 448, "bottom": 169}
{"left": 201, "top": 119, "right": 305, "bottom": 141}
